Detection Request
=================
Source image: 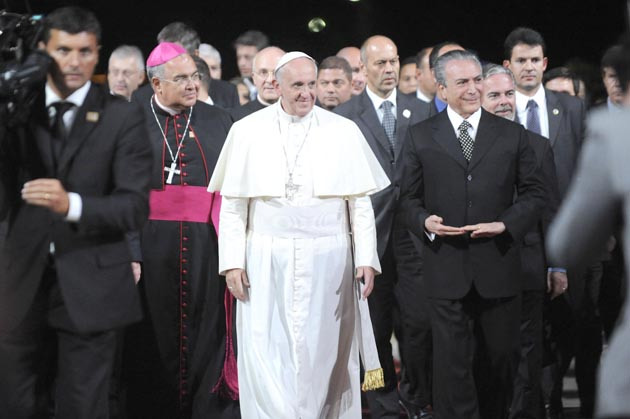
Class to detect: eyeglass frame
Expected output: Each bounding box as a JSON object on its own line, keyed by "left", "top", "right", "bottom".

{"left": 159, "top": 71, "right": 202, "bottom": 87}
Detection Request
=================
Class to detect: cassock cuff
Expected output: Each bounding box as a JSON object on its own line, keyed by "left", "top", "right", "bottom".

{"left": 65, "top": 192, "right": 82, "bottom": 222}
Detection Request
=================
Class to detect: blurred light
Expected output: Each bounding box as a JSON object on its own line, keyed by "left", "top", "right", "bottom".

{"left": 349, "top": 0, "right": 361, "bottom": 2}
{"left": 308, "top": 17, "right": 326, "bottom": 33}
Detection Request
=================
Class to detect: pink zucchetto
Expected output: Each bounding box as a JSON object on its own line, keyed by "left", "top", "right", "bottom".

{"left": 146, "top": 42, "right": 187, "bottom": 67}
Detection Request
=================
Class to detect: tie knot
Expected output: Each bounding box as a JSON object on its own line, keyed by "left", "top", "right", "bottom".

{"left": 50, "top": 101, "right": 74, "bottom": 117}
{"left": 526, "top": 99, "right": 538, "bottom": 110}
{"left": 459, "top": 120, "right": 472, "bottom": 133}
{"left": 381, "top": 100, "right": 393, "bottom": 111}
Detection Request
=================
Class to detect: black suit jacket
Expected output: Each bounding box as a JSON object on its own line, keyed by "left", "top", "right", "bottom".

{"left": 335, "top": 90, "right": 431, "bottom": 257}
{"left": 399, "top": 109, "right": 545, "bottom": 299}
{"left": 0, "top": 84, "right": 153, "bottom": 334}
{"left": 230, "top": 98, "right": 266, "bottom": 121}
{"left": 520, "top": 131, "right": 561, "bottom": 290}
{"left": 208, "top": 78, "right": 239, "bottom": 110}
{"left": 516, "top": 89, "right": 585, "bottom": 198}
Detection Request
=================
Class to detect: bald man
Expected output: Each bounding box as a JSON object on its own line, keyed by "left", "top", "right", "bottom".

{"left": 335, "top": 35, "right": 433, "bottom": 419}
{"left": 337, "top": 46, "right": 367, "bottom": 95}
{"left": 231, "top": 45, "right": 285, "bottom": 121}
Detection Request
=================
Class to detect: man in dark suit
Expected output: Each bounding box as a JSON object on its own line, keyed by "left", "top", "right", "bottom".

{"left": 481, "top": 64, "right": 565, "bottom": 418}
{"left": 0, "top": 7, "right": 152, "bottom": 418}
{"left": 503, "top": 27, "right": 592, "bottom": 418}
{"left": 399, "top": 50, "right": 545, "bottom": 419}
{"left": 335, "top": 35, "right": 433, "bottom": 419}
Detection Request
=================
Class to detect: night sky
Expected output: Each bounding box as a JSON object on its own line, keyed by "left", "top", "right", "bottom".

{"left": 4, "top": 0, "right": 629, "bottom": 97}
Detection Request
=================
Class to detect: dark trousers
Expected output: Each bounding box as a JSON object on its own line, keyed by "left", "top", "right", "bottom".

{"left": 510, "top": 290, "right": 545, "bottom": 419}
{"left": 0, "top": 263, "right": 116, "bottom": 419}
{"left": 546, "top": 263, "right": 603, "bottom": 416}
{"left": 365, "top": 230, "right": 432, "bottom": 418}
{"left": 431, "top": 288, "right": 521, "bottom": 419}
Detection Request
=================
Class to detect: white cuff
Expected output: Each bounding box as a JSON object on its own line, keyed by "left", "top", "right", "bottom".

{"left": 65, "top": 192, "right": 82, "bottom": 222}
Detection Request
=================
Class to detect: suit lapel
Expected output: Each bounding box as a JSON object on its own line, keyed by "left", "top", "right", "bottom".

{"left": 545, "top": 89, "right": 561, "bottom": 147}
{"left": 395, "top": 94, "right": 412, "bottom": 161}
{"left": 30, "top": 91, "right": 56, "bottom": 175}
{"left": 358, "top": 91, "right": 393, "bottom": 158}
{"left": 57, "top": 85, "right": 104, "bottom": 173}
{"left": 468, "top": 110, "right": 499, "bottom": 171}
{"left": 432, "top": 111, "right": 468, "bottom": 169}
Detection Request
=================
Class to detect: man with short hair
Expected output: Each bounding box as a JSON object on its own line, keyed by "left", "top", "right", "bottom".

{"left": 108, "top": 45, "right": 145, "bottom": 100}
{"left": 415, "top": 47, "right": 435, "bottom": 103}
{"left": 337, "top": 46, "right": 367, "bottom": 95}
{"left": 230, "top": 46, "right": 285, "bottom": 121}
{"left": 544, "top": 67, "right": 581, "bottom": 97}
{"left": 124, "top": 42, "right": 237, "bottom": 419}
{"left": 233, "top": 30, "right": 269, "bottom": 100}
{"left": 158, "top": 22, "right": 200, "bottom": 55}
{"left": 209, "top": 51, "right": 389, "bottom": 419}
{"left": 316, "top": 56, "right": 353, "bottom": 110}
{"left": 0, "top": 7, "right": 152, "bottom": 418}
{"left": 601, "top": 44, "right": 625, "bottom": 110}
{"left": 481, "top": 64, "right": 564, "bottom": 419}
{"left": 335, "top": 35, "right": 433, "bottom": 419}
{"left": 399, "top": 56, "right": 418, "bottom": 95}
{"left": 428, "top": 41, "right": 465, "bottom": 114}
{"left": 399, "top": 49, "right": 545, "bottom": 419}
{"left": 503, "top": 27, "right": 592, "bottom": 418}
{"left": 199, "top": 43, "right": 222, "bottom": 79}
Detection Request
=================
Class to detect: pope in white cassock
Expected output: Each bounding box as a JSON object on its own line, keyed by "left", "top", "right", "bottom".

{"left": 208, "top": 52, "right": 390, "bottom": 418}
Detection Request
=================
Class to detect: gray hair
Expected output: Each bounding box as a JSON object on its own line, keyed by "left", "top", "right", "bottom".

{"left": 198, "top": 43, "right": 221, "bottom": 64}
{"left": 108, "top": 45, "right": 144, "bottom": 72}
{"left": 434, "top": 50, "right": 482, "bottom": 86}
{"left": 157, "top": 22, "right": 200, "bottom": 54}
{"left": 482, "top": 63, "right": 515, "bottom": 84}
{"left": 146, "top": 63, "right": 166, "bottom": 81}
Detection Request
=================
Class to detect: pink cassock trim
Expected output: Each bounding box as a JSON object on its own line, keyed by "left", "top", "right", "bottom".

{"left": 148, "top": 185, "right": 221, "bottom": 230}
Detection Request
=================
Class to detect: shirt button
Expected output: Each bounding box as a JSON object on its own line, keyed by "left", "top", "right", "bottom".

{"left": 182, "top": 163, "right": 187, "bottom": 167}
{"left": 183, "top": 269, "right": 188, "bottom": 274}
{"left": 182, "top": 247, "right": 188, "bottom": 252}
{"left": 467, "top": 174, "right": 472, "bottom": 181}
{"left": 180, "top": 153, "right": 186, "bottom": 157}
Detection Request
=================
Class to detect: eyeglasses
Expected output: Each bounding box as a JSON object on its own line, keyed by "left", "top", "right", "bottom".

{"left": 161, "top": 72, "right": 201, "bottom": 87}
{"left": 254, "top": 69, "right": 275, "bottom": 79}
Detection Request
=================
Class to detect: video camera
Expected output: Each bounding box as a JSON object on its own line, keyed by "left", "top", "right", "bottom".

{"left": 0, "top": 10, "right": 51, "bottom": 125}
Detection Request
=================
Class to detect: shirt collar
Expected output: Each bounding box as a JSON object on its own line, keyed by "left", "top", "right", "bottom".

{"left": 416, "top": 89, "right": 432, "bottom": 103}
{"left": 276, "top": 100, "right": 314, "bottom": 124}
{"left": 154, "top": 94, "right": 184, "bottom": 116}
{"left": 515, "top": 84, "right": 546, "bottom": 111}
{"left": 45, "top": 81, "right": 91, "bottom": 108}
{"left": 446, "top": 106, "right": 482, "bottom": 133}
{"left": 366, "top": 86, "right": 397, "bottom": 111}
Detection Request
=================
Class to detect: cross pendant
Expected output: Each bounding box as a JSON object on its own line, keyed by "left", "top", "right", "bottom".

{"left": 164, "top": 162, "right": 181, "bottom": 184}
{"left": 285, "top": 175, "right": 300, "bottom": 201}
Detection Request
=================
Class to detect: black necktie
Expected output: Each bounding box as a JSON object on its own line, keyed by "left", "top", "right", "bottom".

{"left": 526, "top": 99, "right": 541, "bottom": 135}
{"left": 49, "top": 101, "right": 74, "bottom": 160}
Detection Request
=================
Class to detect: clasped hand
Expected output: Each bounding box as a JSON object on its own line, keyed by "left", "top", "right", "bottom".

{"left": 424, "top": 215, "right": 506, "bottom": 238}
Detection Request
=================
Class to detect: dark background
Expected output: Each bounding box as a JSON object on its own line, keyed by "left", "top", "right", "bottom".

{"left": 4, "top": 0, "right": 630, "bottom": 87}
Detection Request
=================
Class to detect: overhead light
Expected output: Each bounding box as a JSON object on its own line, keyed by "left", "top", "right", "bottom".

{"left": 307, "top": 17, "right": 326, "bottom": 33}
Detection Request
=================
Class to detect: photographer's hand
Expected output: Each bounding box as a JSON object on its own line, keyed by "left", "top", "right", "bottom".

{"left": 21, "top": 178, "right": 69, "bottom": 215}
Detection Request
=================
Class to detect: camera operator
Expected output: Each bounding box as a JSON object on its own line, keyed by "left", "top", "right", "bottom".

{"left": 0, "top": 6, "right": 152, "bottom": 418}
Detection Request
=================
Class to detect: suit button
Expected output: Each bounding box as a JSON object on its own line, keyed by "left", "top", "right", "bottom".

{"left": 467, "top": 174, "right": 472, "bottom": 181}
{"left": 468, "top": 201, "right": 472, "bottom": 207}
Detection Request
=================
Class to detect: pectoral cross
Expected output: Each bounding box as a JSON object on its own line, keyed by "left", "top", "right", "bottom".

{"left": 285, "top": 174, "right": 300, "bottom": 201}
{"left": 164, "top": 162, "right": 180, "bottom": 184}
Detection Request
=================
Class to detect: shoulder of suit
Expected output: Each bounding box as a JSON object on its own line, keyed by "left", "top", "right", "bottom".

{"left": 193, "top": 100, "right": 233, "bottom": 124}
{"left": 333, "top": 94, "right": 362, "bottom": 116}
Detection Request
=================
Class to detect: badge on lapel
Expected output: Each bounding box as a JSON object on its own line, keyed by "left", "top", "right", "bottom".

{"left": 552, "top": 108, "right": 560, "bottom": 115}
{"left": 86, "top": 111, "right": 99, "bottom": 123}
{"left": 402, "top": 109, "right": 411, "bottom": 119}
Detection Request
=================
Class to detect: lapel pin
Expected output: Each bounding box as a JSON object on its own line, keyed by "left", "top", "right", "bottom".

{"left": 189, "top": 131, "right": 195, "bottom": 138}
{"left": 552, "top": 108, "right": 560, "bottom": 115}
{"left": 86, "top": 111, "right": 99, "bottom": 122}
{"left": 402, "top": 109, "right": 411, "bottom": 119}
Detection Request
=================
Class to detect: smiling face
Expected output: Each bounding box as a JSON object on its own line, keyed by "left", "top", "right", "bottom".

{"left": 362, "top": 36, "right": 399, "bottom": 98}
{"left": 274, "top": 57, "right": 317, "bottom": 117}
{"left": 482, "top": 73, "right": 516, "bottom": 120}
{"left": 41, "top": 29, "right": 99, "bottom": 99}
{"left": 439, "top": 58, "right": 482, "bottom": 119}
{"left": 504, "top": 43, "right": 548, "bottom": 95}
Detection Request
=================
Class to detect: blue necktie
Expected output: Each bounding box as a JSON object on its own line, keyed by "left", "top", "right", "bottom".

{"left": 526, "top": 99, "right": 541, "bottom": 135}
